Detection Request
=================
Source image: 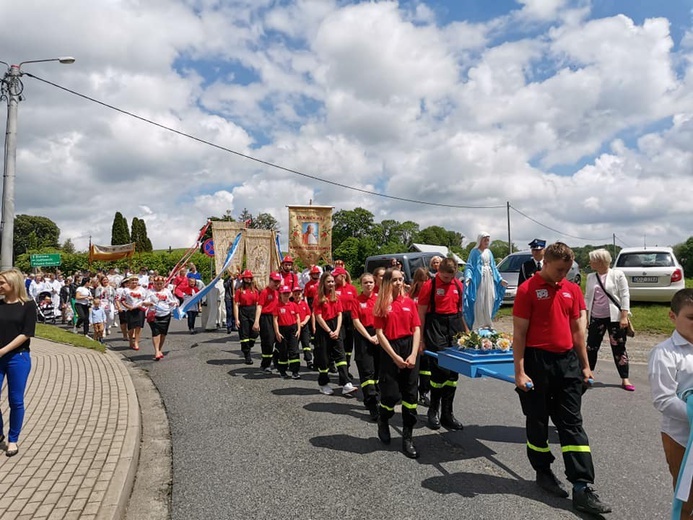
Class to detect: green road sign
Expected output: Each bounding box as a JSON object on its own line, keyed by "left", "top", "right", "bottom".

{"left": 30, "top": 254, "right": 62, "bottom": 267}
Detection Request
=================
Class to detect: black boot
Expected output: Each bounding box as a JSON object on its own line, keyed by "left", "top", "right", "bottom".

{"left": 440, "top": 391, "right": 464, "bottom": 431}
{"left": 243, "top": 350, "right": 253, "bottom": 365}
{"left": 377, "top": 415, "right": 391, "bottom": 445}
{"left": 427, "top": 391, "right": 441, "bottom": 430}
{"left": 367, "top": 401, "right": 379, "bottom": 422}
{"left": 401, "top": 426, "right": 419, "bottom": 459}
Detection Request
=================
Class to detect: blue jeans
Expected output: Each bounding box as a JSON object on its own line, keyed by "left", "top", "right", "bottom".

{"left": 0, "top": 350, "right": 32, "bottom": 442}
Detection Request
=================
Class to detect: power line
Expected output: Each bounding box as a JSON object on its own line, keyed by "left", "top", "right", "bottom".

{"left": 509, "top": 205, "right": 612, "bottom": 242}
{"left": 614, "top": 235, "right": 631, "bottom": 248}
{"left": 25, "top": 73, "right": 506, "bottom": 210}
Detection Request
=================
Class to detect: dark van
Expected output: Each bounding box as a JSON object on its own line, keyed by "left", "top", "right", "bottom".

{"left": 364, "top": 252, "right": 450, "bottom": 283}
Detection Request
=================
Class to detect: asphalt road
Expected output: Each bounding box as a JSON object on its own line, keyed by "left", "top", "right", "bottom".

{"left": 111, "top": 318, "right": 672, "bottom": 520}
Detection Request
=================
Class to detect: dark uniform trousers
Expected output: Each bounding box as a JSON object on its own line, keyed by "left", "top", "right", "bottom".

{"left": 342, "top": 310, "right": 354, "bottom": 369}
{"left": 238, "top": 306, "right": 258, "bottom": 354}
{"left": 298, "top": 324, "right": 313, "bottom": 363}
{"left": 517, "top": 347, "right": 595, "bottom": 484}
{"left": 425, "top": 312, "right": 464, "bottom": 398}
{"left": 379, "top": 336, "right": 418, "bottom": 427}
{"left": 276, "top": 324, "right": 300, "bottom": 375}
{"left": 314, "top": 317, "right": 349, "bottom": 386}
{"left": 259, "top": 313, "right": 276, "bottom": 368}
{"left": 354, "top": 325, "right": 380, "bottom": 410}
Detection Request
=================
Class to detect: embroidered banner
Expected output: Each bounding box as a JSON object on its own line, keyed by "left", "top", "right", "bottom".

{"left": 287, "top": 205, "right": 333, "bottom": 266}
{"left": 245, "top": 229, "right": 281, "bottom": 288}
{"left": 212, "top": 222, "right": 246, "bottom": 277}
{"left": 89, "top": 243, "right": 136, "bottom": 262}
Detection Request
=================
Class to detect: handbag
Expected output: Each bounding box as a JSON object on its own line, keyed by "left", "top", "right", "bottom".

{"left": 146, "top": 308, "right": 157, "bottom": 323}
{"left": 594, "top": 272, "right": 635, "bottom": 337}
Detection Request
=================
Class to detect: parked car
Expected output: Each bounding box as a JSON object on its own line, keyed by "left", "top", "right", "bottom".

{"left": 497, "top": 251, "right": 581, "bottom": 304}
{"left": 613, "top": 246, "right": 685, "bottom": 302}
{"left": 364, "top": 252, "right": 462, "bottom": 284}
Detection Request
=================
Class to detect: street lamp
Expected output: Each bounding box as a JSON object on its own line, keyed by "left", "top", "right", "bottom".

{"left": 0, "top": 56, "right": 74, "bottom": 270}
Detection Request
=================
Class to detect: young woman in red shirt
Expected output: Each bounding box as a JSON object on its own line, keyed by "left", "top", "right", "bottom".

{"left": 352, "top": 273, "right": 380, "bottom": 421}
{"left": 374, "top": 268, "right": 421, "bottom": 459}
{"left": 273, "top": 285, "right": 301, "bottom": 379}
{"left": 313, "top": 272, "right": 357, "bottom": 396}
{"left": 293, "top": 286, "right": 313, "bottom": 370}
{"left": 234, "top": 270, "right": 259, "bottom": 365}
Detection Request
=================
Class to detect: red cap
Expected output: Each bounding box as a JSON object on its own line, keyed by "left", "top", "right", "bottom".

{"left": 332, "top": 267, "right": 348, "bottom": 277}
{"left": 310, "top": 265, "right": 321, "bottom": 274}
{"left": 279, "top": 285, "right": 292, "bottom": 293}
{"left": 241, "top": 270, "right": 253, "bottom": 278}
{"left": 269, "top": 272, "right": 282, "bottom": 282}
{"left": 282, "top": 255, "right": 294, "bottom": 263}
{"left": 292, "top": 285, "right": 302, "bottom": 292}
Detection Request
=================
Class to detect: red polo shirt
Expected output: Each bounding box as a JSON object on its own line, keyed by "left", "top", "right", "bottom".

{"left": 313, "top": 298, "right": 342, "bottom": 321}
{"left": 296, "top": 300, "right": 311, "bottom": 321}
{"left": 374, "top": 295, "right": 421, "bottom": 341}
{"left": 258, "top": 287, "right": 278, "bottom": 315}
{"left": 417, "top": 275, "right": 463, "bottom": 315}
{"left": 274, "top": 300, "right": 299, "bottom": 326}
{"left": 303, "top": 279, "right": 319, "bottom": 300}
{"left": 335, "top": 283, "right": 358, "bottom": 314}
{"left": 513, "top": 274, "right": 580, "bottom": 353}
{"left": 353, "top": 292, "right": 376, "bottom": 328}
{"left": 235, "top": 288, "right": 259, "bottom": 307}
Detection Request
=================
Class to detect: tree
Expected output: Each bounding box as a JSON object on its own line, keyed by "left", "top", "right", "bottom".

{"left": 415, "top": 226, "right": 463, "bottom": 249}
{"left": 61, "top": 238, "right": 75, "bottom": 254}
{"left": 332, "top": 208, "right": 375, "bottom": 246}
{"left": 674, "top": 237, "right": 693, "bottom": 276}
{"left": 13, "top": 214, "right": 60, "bottom": 257}
{"left": 131, "top": 217, "right": 153, "bottom": 253}
{"left": 111, "top": 212, "right": 130, "bottom": 245}
{"left": 237, "top": 208, "right": 278, "bottom": 231}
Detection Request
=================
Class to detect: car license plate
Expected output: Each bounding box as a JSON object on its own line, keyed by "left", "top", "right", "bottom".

{"left": 632, "top": 276, "right": 658, "bottom": 283}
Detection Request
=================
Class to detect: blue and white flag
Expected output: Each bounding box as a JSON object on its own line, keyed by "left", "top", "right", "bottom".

{"left": 175, "top": 232, "right": 242, "bottom": 319}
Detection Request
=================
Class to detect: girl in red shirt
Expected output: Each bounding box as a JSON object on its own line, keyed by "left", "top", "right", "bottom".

{"left": 352, "top": 273, "right": 380, "bottom": 421}
{"left": 273, "top": 286, "right": 301, "bottom": 379}
{"left": 293, "top": 286, "right": 313, "bottom": 370}
{"left": 374, "top": 268, "right": 421, "bottom": 459}
{"left": 233, "top": 271, "right": 260, "bottom": 365}
{"left": 333, "top": 267, "right": 358, "bottom": 379}
{"left": 313, "top": 273, "right": 357, "bottom": 396}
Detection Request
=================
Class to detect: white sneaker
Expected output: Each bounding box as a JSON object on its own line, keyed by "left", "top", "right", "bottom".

{"left": 319, "top": 385, "right": 334, "bottom": 395}
{"left": 342, "top": 382, "right": 358, "bottom": 396}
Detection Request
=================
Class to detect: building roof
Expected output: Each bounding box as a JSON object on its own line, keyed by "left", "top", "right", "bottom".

{"left": 409, "top": 243, "right": 466, "bottom": 265}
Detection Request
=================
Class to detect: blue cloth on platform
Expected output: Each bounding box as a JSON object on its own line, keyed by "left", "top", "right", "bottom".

{"left": 463, "top": 248, "right": 506, "bottom": 328}
{"left": 673, "top": 388, "right": 693, "bottom": 518}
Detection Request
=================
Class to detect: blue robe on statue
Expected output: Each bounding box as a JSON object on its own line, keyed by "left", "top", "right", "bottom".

{"left": 463, "top": 247, "right": 506, "bottom": 329}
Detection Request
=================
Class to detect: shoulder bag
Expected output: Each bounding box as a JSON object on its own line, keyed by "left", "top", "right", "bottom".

{"left": 594, "top": 271, "right": 635, "bottom": 337}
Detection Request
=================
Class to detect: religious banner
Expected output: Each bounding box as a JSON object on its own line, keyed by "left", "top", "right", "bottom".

{"left": 212, "top": 221, "right": 246, "bottom": 277}
{"left": 287, "top": 205, "right": 333, "bottom": 266}
{"left": 244, "top": 229, "right": 281, "bottom": 287}
{"left": 89, "top": 243, "right": 136, "bottom": 262}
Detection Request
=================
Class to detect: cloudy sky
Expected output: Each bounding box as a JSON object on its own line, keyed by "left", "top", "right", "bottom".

{"left": 2, "top": 0, "right": 692, "bottom": 254}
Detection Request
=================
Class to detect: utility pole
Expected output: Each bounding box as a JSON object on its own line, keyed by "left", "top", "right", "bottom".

{"left": 0, "top": 57, "right": 74, "bottom": 270}
{"left": 506, "top": 201, "right": 512, "bottom": 256}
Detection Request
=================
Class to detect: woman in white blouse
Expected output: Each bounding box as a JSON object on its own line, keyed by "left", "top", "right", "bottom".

{"left": 584, "top": 249, "right": 634, "bottom": 391}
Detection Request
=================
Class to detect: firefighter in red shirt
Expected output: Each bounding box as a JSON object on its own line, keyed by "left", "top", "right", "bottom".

{"left": 352, "top": 273, "right": 380, "bottom": 420}
{"left": 234, "top": 270, "right": 259, "bottom": 365}
{"left": 374, "top": 268, "right": 421, "bottom": 459}
{"left": 279, "top": 255, "right": 299, "bottom": 289}
{"left": 417, "top": 258, "right": 467, "bottom": 431}
{"left": 293, "top": 286, "right": 313, "bottom": 370}
{"left": 313, "top": 272, "right": 357, "bottom": 396}
{"left": 333, "top": 267, "right": 358, "bottom": 378}
{"left": 273, "top": 285, "right": 301, "bottom": 379}
{"left": 253, "top": 272, "right": 282, "bottom": 373}
{"left": 513, "top": 242, "right": 611, "bottom": 516}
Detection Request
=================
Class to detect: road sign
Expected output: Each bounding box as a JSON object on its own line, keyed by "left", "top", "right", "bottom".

{"left": 203, "top": 239, "right": 215, "bottom": 257}
{"left": 30, "top": 253, "right": 61, "bottom": 267}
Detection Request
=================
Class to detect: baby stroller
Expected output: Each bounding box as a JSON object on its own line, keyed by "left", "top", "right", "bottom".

{"left": 37, "top": 291, "right": 56, "bottom": 324}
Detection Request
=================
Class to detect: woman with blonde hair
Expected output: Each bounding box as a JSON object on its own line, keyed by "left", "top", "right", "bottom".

{"left": 0, "top": 268, "right": 37, "bottom": 456}
{"left": 584, "top": 248, "right": 634, "bottom": 391}
{"left": 374, "top": 268, "right": 421, "bottom": 459}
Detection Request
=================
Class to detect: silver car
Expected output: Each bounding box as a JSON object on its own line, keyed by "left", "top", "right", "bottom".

{"left": 614, "top": 246, "right": 685, "bottom": 302}
{"left": 497, "top": 252, "right": 581, "bottom": 304}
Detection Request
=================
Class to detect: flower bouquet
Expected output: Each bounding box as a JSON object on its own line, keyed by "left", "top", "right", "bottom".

{"left": 455, "top": 327, "right": 512, "bottom": 352}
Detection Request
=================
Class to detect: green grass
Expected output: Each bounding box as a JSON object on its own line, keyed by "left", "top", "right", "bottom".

{"left": 35, "top": 324, "right": 106, "bottom": 353}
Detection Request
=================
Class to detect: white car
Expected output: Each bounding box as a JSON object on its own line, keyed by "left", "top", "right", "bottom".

{"left": 614, "top": 246, "right": 685, "bottom": 303}
{"left": 497, "top": 251, "right": 580, "bottom": 304}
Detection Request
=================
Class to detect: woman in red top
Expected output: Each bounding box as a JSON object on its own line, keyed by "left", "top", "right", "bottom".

{"left": 313, "top": 272, "right": 357, "bottom": 396}
{"left": 293, "top": 286, "right": 313, "bottom": 370}
{"left": 352, "top": 273, "right": 380, "bottom": 421}
{"left": 174, "top": 276, "right": 201, "bottom": 334}
{"left": 333, "top": 267, "right": 358, "bottom": 379}
{"left": 409, "top": 267, "right": 432, "bottom": 407}
{"left": 233, "top": 271, "right": 259, "bottom": 365}
{"left": 374, "top": 268, "right": 421, "bottom": 459}
{"left": 273, "top": 285, "right": 301, "bottom": 379}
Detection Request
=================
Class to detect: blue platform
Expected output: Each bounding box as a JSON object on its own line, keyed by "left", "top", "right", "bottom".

{"left": 425, "top": 348, "right": 515, "bottom": 384}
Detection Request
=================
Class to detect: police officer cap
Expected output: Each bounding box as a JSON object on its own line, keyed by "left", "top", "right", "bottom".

{"left": 529, "top": 239, "right": 546, "bottom": 250}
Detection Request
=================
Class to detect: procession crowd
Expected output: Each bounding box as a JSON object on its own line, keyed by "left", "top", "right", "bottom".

{"left": 2, "top": 232, "right": 693, "bottom": 518}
